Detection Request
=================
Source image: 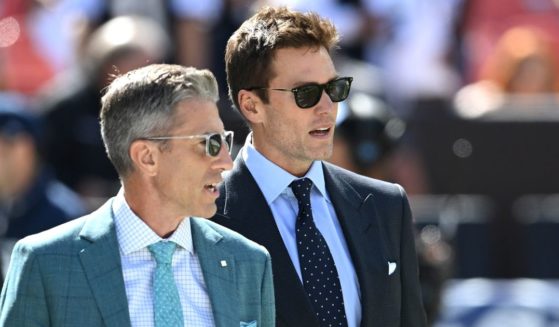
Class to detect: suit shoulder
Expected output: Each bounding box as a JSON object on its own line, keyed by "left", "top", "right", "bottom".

{"left": 323, "top": 162, "right": 405, "bottom": 198}
{"left": 15, "top": 215, "right": 88, "bottom": 254}
{"left": 198, "top": 218, "right": 270, "bottom": 258}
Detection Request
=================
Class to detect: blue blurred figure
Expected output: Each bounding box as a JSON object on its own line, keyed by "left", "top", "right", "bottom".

{"left": 0, "top": 94, "right": 85, "bottom": 245}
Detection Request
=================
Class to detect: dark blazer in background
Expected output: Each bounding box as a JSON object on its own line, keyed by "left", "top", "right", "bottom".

{"left": 214, "top": 155, "right": 427, "bottom": 327}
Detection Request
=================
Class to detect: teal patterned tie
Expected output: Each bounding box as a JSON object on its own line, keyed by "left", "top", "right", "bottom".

{"left": 148, "top": 241, "right": 184, "bottom": 327}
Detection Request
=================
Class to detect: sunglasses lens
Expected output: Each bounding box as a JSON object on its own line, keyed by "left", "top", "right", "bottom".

{"left": 293, "top": 77, "right": 352, "bottom": 108}
{"left": 295, "top": 85, "right": 322, "bottom": 108}
{"left": 207, "top": 134, "right": 222, "bottom": 156}
{"left": 327, "top": 78, "right": 351, "bottom": 102}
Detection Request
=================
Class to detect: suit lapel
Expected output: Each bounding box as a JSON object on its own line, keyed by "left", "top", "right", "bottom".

{"left": 190, "top": 218, "right": 238, "bottom": 327}
{"left": 219, "top": 157, "right": 319, "bottom": 326}
{"left": 78, "top": 200, "right": 131, "bottom": 327}
{"left": 323, "top": 163, "right": 390, "bottom": 325}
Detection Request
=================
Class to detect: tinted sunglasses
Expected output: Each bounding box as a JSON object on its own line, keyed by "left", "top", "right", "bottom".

{"left": 143, "top": 131, "right": 234, "bottom": 157}
{"left": 248, "top": 76, "right": 353, "bottom": 109}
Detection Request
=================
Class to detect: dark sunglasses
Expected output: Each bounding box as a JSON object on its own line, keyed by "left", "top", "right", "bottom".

{"left": 143, "top": 131, "right": 234, "bottom": 157}
{"left": 248, "top": 76, "right": 353, "bottom": 109}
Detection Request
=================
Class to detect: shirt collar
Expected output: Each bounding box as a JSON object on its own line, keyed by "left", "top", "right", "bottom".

{"left": 242, "top": 133, "right": 330, "bottom": 203}
{"left": 112, "top": 189, "right": 194, "bottom": 255}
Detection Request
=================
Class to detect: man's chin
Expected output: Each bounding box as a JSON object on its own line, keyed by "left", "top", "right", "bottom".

{"left": 310, "top": 147, "right": 334, "bottom": 161}
{"left": 195, "top": 205, "right": 218, "bottom": 219}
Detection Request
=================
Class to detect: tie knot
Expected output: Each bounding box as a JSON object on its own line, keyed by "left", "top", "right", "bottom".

{"left": 290, "top": 178, "right": 313, "bottom": 204}
{"left": 148, "top": 241, "right": 177, "bottom": 265}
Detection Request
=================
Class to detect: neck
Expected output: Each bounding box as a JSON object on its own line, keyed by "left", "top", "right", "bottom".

{"left": 122, "top": 179, "right": 185, "bottom": 238}
{"left": 250, "top": 135, "right": 312, "bottom": 177}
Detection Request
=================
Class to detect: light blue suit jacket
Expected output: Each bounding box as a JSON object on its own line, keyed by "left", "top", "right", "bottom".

{"left": 0, "top": 199, "right": 275, "bottom": 326}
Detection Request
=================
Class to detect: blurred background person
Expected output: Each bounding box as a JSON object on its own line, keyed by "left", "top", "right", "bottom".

{"left": 40, "top": 15, "right": 170, "bottom": 208}
{"left": 331, "top": 95, "right": 432, "bottom": 193}
{"left": 259, "top": 0, "right": 368, "bottom": 60}
{"left": 0, "top": 0, "right": 216, "bottom": 96}
{"left": 360, "top": 0, "right": 464, "bottom": 118}
{"left": 330, "top": 55, "right": 430, "bottom": 195}
{"left": 454, "top": 26, "right": 559, "bottom": 118}
{"left": 330, "top": 95, "right": 400, "bottom": 179}
{"left": 0, "top": 93, "right": 85, "bottom": 284}
{"left": 0, "top": 0, "right": 103, "bottom": 96}
{"left": 458, "top": 0, "right": 559, "bottom": 84}
{"left": 70, "top": 0, "right": 257, "bottom": 149}
{"left": 0, "top": 93, "right": 85, "bottom": 239}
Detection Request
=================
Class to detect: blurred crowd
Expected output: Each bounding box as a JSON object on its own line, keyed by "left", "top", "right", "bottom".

{"left": 2, "top": 0, "right": 559, "bottom": 325}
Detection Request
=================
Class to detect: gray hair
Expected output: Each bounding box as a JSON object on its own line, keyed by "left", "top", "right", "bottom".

{"left": 100, "top": 64, "right": 219, "bottom": 178}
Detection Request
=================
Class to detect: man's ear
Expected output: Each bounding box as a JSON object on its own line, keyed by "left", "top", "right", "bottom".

{"left": 129, "top": 140, "right": 159, "bottom": 177}
{"left": 238, "top": 89, "right": 264, "bottom": 124}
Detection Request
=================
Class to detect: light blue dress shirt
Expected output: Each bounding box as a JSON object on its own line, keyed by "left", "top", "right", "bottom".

{"left": 243, "top": 142, "right": 362, "bottom": 327}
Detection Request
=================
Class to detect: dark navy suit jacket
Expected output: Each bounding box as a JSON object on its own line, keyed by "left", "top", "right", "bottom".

{"left": 213, "top": 155, "right": 427, "bottom": 327}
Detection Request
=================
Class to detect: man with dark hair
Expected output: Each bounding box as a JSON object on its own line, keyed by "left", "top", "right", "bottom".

{"left": 214, "top": 6, "right": 427, "bottom": 327}
{"left": 0, "top": 64, "right": 275, "bottom": 326}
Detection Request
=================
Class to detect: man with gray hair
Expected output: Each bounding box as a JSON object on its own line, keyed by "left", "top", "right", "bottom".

{"left": 0, "top": 64, "right": 275, "bottom": 327}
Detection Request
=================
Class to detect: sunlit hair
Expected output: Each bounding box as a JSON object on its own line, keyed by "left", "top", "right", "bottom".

{"left": 225, "top": 6, "right": 339, "bottom": 114}
{"left": 100, "top": 64, "right": 219, "bottom": 178}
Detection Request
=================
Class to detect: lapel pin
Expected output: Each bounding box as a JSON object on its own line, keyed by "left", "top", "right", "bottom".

{"left": 220, "top": 260, "right": 228, "bottom": 267}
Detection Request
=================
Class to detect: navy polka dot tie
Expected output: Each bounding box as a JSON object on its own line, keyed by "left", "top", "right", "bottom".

{"left": 290, "top": 178, "right": 348, "bottom": 327}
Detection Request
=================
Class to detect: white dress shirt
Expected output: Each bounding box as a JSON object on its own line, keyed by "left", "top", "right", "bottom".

{"left": 112, "top": 191, "right": 215, "bottom": 327}
{"left": 243, "top": 141, "right": 362, "bottom": 327}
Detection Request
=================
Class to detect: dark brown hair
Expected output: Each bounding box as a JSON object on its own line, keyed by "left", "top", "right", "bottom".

{"left": 225, "top": 6, "right": 339, "bottom": 113}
